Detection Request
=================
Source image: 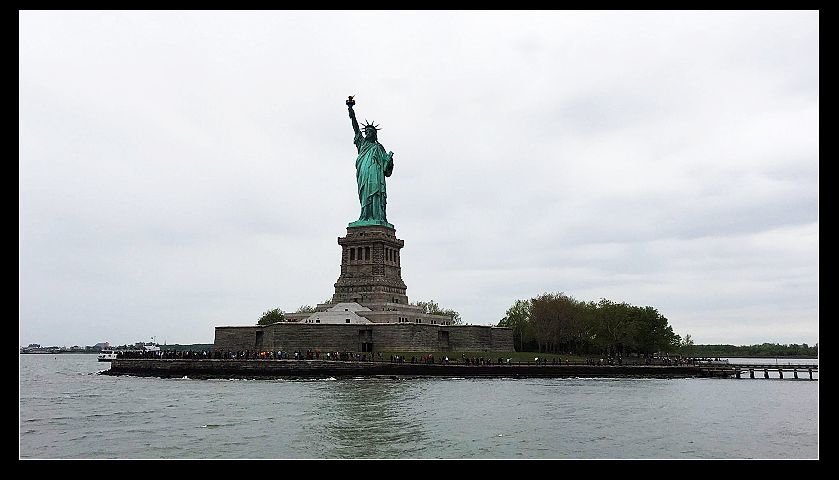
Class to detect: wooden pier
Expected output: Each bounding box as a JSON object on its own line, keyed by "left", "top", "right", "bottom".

{"left": 697, "top": 363, "right": 818, "bottom": 380}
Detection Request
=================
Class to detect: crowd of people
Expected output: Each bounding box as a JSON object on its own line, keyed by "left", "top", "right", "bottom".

{"left": 118, "top": 349, "right": 380, "bottom": 361}
{"left": 116, "top": 349, "right": 710, "bottom": 367}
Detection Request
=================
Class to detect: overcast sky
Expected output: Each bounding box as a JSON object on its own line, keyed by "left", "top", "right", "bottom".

{"left": 20, "top": 11, "right": 818, "bottom": 348}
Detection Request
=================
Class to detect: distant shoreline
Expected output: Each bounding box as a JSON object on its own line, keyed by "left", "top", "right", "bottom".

{"left": 19, "top": 351, "right": 97, "bottom": 355}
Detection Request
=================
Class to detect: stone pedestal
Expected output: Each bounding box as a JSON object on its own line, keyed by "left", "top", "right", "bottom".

{"left": 333, "top": 225, "right": 408, "bottom": 305}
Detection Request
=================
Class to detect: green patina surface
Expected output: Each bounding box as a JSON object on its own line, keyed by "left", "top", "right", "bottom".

{"left": 348, "top": 218, "right": 394, "bottom": 228}
{"left": 347, "top": 97, "right": 394, "bottom": 229}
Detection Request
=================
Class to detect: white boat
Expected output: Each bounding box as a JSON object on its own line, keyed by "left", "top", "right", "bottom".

{"left": 97, "top": 350, "right": 118, "bottom": 362}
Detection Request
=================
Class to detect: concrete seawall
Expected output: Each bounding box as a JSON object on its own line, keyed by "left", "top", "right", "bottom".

{"left": 103, "top": 359, "right": 727, "bottom": 379}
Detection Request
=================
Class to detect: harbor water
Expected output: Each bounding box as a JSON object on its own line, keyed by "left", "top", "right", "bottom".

{"left": 19, "top": 354, "right": 818, "bottom": 459}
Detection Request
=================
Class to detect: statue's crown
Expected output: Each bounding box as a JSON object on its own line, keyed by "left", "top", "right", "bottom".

{"left": 363, "top": 120, "right": 381, "bottom": 131}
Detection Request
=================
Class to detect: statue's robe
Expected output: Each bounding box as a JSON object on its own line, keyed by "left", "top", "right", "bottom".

{"left": 352, "top": 131, "right": 393, "bottom": 226}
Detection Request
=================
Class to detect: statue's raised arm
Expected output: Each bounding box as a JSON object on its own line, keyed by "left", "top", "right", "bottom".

{"left": 347, "top": 96, "right": 360, "bottom": 137}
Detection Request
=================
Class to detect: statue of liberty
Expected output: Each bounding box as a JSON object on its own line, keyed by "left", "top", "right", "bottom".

{"left": 346, "top": 96, "right": 394, "bottom": 229}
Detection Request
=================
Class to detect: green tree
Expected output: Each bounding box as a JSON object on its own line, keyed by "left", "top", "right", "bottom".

{"left": 257, "top": 308, "right": 285, "bottom": 325}
{"left": 496, "top": 292, "right": 691, "bottom": 357}
{"left": 551, "top": 293, "right": 581, "bottom": 353}
{"left": 296, "top": 305, "right": 316, "bottom": 313}
{"left": 568, "top": 300, "right": 597, "bottom": 354}
{"left": 593, "top": 299, "right": 634, "bottom": 356}
{"left": 498, "top": 299, "right": 532, "bottom": 352}
{"left": 530, "top": 292, "right": 562, "bottom": 353}
{"left": 529, "top": 292, "right": 584, "bottom": 353}
{"left": 679, "top": 333, "right": 695, "bottom": 356}
{"left": 440, "top": 308, "right": 462, "bottom": 324}
{"left": 412, "top": 299, "right": 462, "bottom": 324}
{"left": 632, "top": 306, "right": 678, "bottom": 355}
{"left": 413, "top": 299, "right": 440, "bottom": 314}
